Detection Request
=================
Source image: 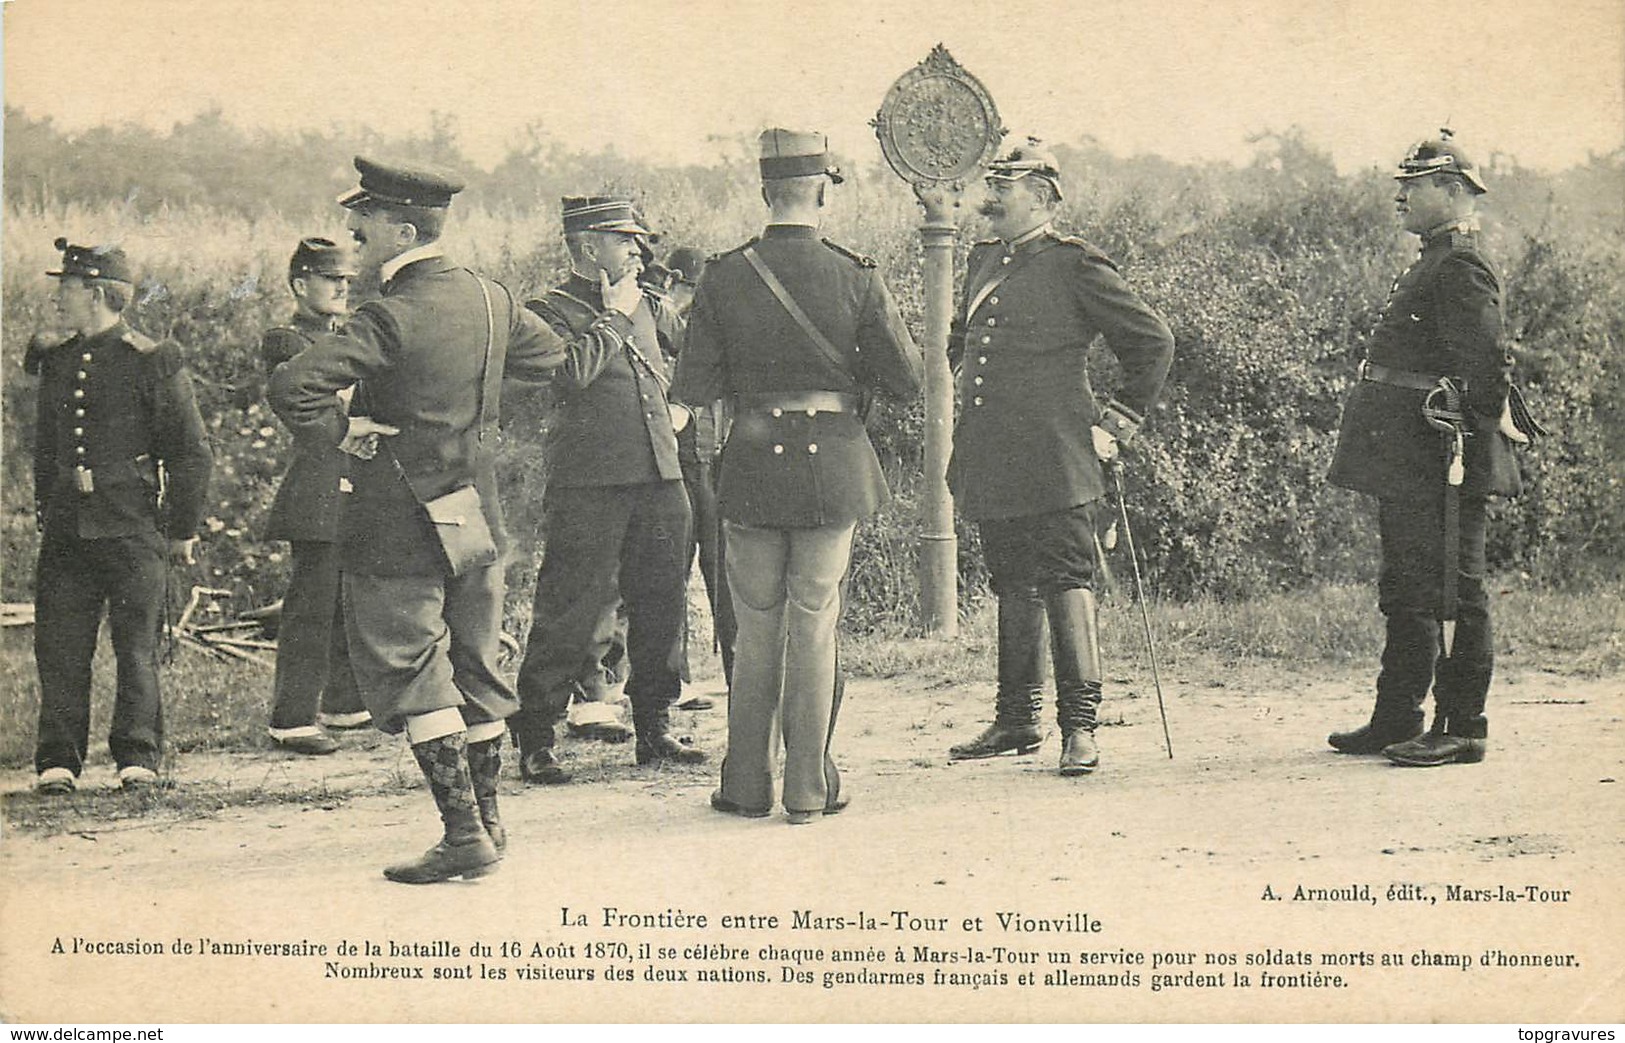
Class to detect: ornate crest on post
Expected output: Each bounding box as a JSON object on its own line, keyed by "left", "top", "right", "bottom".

{"left": 873, "top": 45, "right": 1005, "bottom": 187}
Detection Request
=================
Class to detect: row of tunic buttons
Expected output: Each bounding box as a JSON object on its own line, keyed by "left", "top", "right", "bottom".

{"left": 972, "top": 293, "right": 1000, "bottom": 406}
{"left": 772, "top": 443, "right": 819, "bottom": 455}
{"left": 74, "top": 351, "right": 91, "bottom": 459}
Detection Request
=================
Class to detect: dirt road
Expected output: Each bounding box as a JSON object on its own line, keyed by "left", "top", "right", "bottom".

{"left": 2, "top": 664, "right": 1621, "bottom": 1023}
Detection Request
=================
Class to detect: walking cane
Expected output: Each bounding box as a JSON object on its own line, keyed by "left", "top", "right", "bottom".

{"left": 1108, "top": 461, "right": 1173, "bottom": 759}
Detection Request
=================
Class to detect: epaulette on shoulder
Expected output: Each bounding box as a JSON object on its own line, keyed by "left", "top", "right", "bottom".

{"left": 711, "top": 237, "right": 759, "bottom": 263}
{"left": 1053, "top": 233, "right": 1121, "bottom": 272}
{"left": 22, "top": 332, "right": 73, "bottom": 376}
{"left": 821, "top": 238, "right": 877, "bottom": 268}
{"left": 121, "top": 328, "right": 159, "bottom": 353}
{"left": 146, "top": 340, "right": 185, "bottom": 378}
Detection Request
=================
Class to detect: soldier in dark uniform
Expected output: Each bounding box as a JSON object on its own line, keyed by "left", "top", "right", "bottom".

{"left": 261, "top": 238, "right": 368, "bottom": 755}
{"left": 945, "top": 137, "right": 1174, "bottom": 776}
{"left": 269, "top": 157, "right": 578, "bottom": 883}
{"left": 29, "top": 238, "right": 213, "bottom": 795}
{"left": 509, "top": 197, "right": 706, "bottom": 785}
{"left": 667, "top": 245, "right": 735, "bottom": 699}
{"left": 1327, "top": 132, "right": 1527, "bottom": 767}
{"left": 672, "top": 129, "right": 922, "bottom": 823}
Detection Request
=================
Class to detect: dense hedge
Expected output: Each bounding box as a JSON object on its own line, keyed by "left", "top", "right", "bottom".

{"left": 3, "top": 119, "right": 1621, "bottom": 633}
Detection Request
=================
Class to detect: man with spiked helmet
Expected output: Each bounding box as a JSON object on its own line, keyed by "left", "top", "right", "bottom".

{"left": 1327, "top": 129, "right": 1537, "bottom": 767}
{"left": 945, "top": 134, "right": 1175, "bottom": 777}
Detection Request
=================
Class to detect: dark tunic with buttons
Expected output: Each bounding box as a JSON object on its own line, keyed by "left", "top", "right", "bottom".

{"left": 670, "top": 224, "right": 923, "bottom": 529}
{"left": 30, "top": 320, "right": 213, "bottom": 775}
{"left": 946, "top": 228, "right": 1174, "bottom": 522}
{"left": 525, "top": 274, "right": 684, "bottom": 488}
{"left": 262, "top": 312, "right": 350, "bottom": 543}
{"left": 32, "top": 321, "right": 213, "bottom": 541}
{"left": 1328, "top": 225, "right": 1520, "bottom": 501}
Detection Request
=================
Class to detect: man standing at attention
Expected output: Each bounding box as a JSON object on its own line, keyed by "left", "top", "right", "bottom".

{"left": 508, "top": 197, "right": 706, "bottom": 786}
{"left": 30, "top": 238, "right": 213, "bottom": 795}
{"left": 945, "top": 137, "right": 1174, "bottom": 777}
{"left": 673, "top": 129, "right": 921, "bottom": 823}
{"left": 270, "top": 157, "right": 579, "bottom": 882}
{"left": 1328, "top": 131, "right": 1530, "bottom": 767}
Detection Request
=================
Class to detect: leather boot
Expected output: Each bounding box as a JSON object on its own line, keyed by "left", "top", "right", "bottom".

{"left": 384, "top": 733, "right": 498, "bottom": 884}
{"left": 633, "top": 706, "right": 707, "bottom": 765}
{"left": 1048, "top": 588, "right": 1103, "bottom": 776}
{"left": 466, "top": 738, "right": 506, "bottom": 857}
{"left": 1331, "top": 612, "right": 1432, "bottom": 753}
{"left": 949, "top": 593, "right": 1047, "bottom": 760}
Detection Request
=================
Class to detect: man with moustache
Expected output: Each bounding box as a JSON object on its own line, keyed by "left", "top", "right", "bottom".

{"left": 269, "top": 157, "right": 588, "bottom": 883}
{"left": 508, "top": 197, "right": 705, "bottom": 785}
{"left": 946, "top": 136, "right": 1174, "bottom": 776}
{"left": 1327, "top": 131, "right": 1531, "bottom": 767}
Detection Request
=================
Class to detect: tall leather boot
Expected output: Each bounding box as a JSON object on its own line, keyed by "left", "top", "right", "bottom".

{"left": 384, "top": 732, "right": 499, "bottom": 884}
{"left": 466, "top": 737, "right": 506, "bottom": 858}
{"left": 950, "top": 593, "right": 1047, "bottom": 760}
{"left": 1328, "top": 612, "right": 1431, "bottom": 753}
{"left": 1048, "top": 587, "right": 1103, "bottom": 776}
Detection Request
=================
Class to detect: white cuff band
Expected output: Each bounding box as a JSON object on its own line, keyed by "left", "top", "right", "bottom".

{"left": 404, "top": 707, "right": 467, "bottom": 744}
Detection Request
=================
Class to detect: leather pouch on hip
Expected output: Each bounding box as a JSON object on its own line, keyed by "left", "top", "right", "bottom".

{"left": 422, "top": 484, "right": 498, "bottom": 576}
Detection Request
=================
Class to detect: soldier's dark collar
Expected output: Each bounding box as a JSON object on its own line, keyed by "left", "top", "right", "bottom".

{"left": 763, "top": 224, "right": 819, "bottom": 239}
{"left": 1422, "top": 217, "right": 1478, "bottom": 245}
{"left": 1001, "top": 222, "right": 1053, "bottom": 254}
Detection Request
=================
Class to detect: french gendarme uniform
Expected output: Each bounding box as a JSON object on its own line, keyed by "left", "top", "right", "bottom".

{"left": 1326, "top": 133, "right": 1528, "bottom": 765}
{"left": 672, "top": 128, "right": 923, "bottom": 820}
{"left": 945, "top": 137, "right": 1174, "bottom": 775}
{"left": 31, "top": 240, "right": 213, "bottom": 782}
{"left": 510, "top": 196, "right": 700, "bottom": 774}
{"left": 260, "top": 238, "right": 366, "bottom": 745}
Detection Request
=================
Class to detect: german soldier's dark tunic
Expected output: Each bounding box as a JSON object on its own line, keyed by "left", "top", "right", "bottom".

{"left": 947, "top": 231, "right": 1174, "bottom": 524}
{"left": 31, "top": 321, "right": 213, "bottom": 775}
{"left": 948, "top": 229, "right": 1173, "bottom": 596}
{"left": 1328, "top": 224, "right": 1520, "bottom": 740}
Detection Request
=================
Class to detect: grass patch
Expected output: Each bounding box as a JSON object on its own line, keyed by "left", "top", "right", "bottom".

{"left": 1, "top": 576, "right": 1616, "bottom": 780}
{"left": 845, "top": 574, "right": 1625, "bottom": 683}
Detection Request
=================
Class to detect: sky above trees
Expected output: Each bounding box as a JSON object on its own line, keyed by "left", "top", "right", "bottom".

{"left": 4, "top": 0, "right": 1621, "bottom": 174}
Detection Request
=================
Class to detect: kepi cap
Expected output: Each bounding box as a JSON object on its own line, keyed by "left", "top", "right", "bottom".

{"left": 289, "top": 236, "right": 360, "bottom": 279}
{"left": 758, "top": 128, "right": 844, "bottom": 184}
{"left": 1395, "top": 129, "right": 1487, "bottom": 193}
{"left": 561, "top": 196, "right": 658, "bottom": 238}
{"left": 46, "top": 237, "right": 133, "bottom": 283}
{"left": 338, "top": 156, "right": 465, "bottom": 210}
{"left": 986, "top": 135, "right": 1063, "bottom": 200}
